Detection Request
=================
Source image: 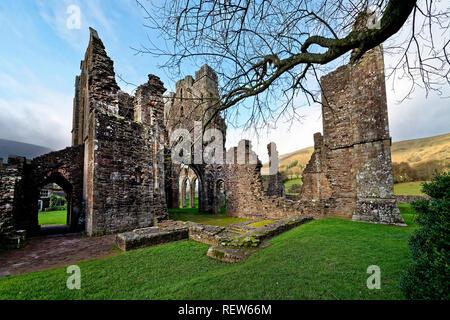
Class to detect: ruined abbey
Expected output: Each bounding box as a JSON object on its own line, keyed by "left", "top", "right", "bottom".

{"left": 0, "top": 26, "right": 405, "bottom": 249}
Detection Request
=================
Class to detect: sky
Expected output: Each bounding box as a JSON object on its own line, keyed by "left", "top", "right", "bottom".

{"left": 0, "top": 0, "right": 448, "bottom": 163}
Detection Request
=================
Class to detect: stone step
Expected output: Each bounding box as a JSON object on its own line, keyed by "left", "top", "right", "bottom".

{"left": 115, "top": 222, "right": 188, "bottom": 251}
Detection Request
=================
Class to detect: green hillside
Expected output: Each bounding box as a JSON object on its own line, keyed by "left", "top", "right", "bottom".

{"left": 262, "top": 133, "right": 450, "bottom": 176}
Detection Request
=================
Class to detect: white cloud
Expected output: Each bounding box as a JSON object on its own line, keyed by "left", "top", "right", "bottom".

{"left": 226, "top": 104, "right": 323, "bottom": 163}
{"left": 37, "top": 0, "right": 118, "bottom": 50}
{"left": 0, "top": 69, "right": 72, "bottom": 150}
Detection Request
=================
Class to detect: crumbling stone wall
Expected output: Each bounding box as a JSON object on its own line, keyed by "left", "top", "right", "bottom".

{"left": 164, "top": 65, "right": 227, "bottom": 214}
{"left": 0, "top": 157, "right": 27, "bottom": 248}
{"left": 72, "top": 28, "right": 120, "bottom": 147}
{"left": 78, "top": 29, "right": 168, "bottom": 236}
{"left": 266, "top": 142, "right": 285, "bottom": 197}
{"left": 395, "top": 195, "right": 429, "bottom": 204}
{"left": 221, "top": 140, "right": 325, "bottom": 220}
{"left": 0, "top": 146, "right": 84, "bottom": 245}
{"left": 299, "top": 44, "right": 405, "bottom": 226}
{"left": 84, "top": 110, "right": 167, "bottom": 236}
{"left": 27, "top": 146, "right": 84, "bottom": 232}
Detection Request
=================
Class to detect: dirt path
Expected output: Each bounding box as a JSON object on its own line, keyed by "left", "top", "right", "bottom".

{"left": 0, "top": 233, "right": 118, "bottom": 278}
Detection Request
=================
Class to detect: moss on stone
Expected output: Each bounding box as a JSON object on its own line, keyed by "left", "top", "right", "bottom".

{"left": 248, "top": 220, "right": 275, "bottom": 228}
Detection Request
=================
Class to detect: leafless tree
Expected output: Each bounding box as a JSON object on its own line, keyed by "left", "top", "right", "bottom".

{"left": 134, "top": 0, "right": 449, "bottom": 132}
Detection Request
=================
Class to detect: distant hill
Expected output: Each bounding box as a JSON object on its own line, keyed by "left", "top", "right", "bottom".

{"left": 0, "top": 139, "right": 53, "bottom": 163}
{"left": 262, "top": 133, "right": 450, "bottom": 175}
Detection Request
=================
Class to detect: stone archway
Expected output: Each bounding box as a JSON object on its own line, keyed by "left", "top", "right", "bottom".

{"left": 37, "top": 171, "right": 74, "bottom": 228}
{"left": 183, "top": 178, "right": 190, "bottom": 208}
{"left": 179, "top": 166, "right": 202, "bottom": 210}
{"left": 215, "top": 179, "right": 226, "bottom": 214}
{"left": 12, "top": 146, "right": 85, "bottom": 235}
{"left": 190, "top": 177, "right": 199, "bottom": 208}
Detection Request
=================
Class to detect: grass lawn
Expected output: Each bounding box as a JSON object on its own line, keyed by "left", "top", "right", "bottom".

{"left": 394, "top": 181, "right": 427, "bottom": 195}
{"left": 284, "top": 178, "right": 303, "bottom": 195}
{"left": 168, "top": 211, "right": 250, "bottom": 227}
{"left": 0, "top": 206, "right": 418, "bottom": 300}
{"left": 38, "top": 210, "right": 67, "bottom": 226}
{"left": 397, "top": 204, "right": 417, "bottom": 215}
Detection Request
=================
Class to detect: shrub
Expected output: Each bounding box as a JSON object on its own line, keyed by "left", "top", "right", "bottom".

{"left": 392, "top": 161, "right": 418, "bottom": 183}
{"left": 49, "top": 194, "right": 67, "bottom": 211}
{"left": 399, "top": 172, "right": 450, "bottom": 300}
{"left": 287, "top": 160, "right": 298, "bottom": 169}
{"left": 288, "top": 184, "right": 302, "bottom": 194}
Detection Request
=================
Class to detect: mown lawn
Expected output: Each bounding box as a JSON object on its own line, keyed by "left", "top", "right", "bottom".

{"left": 38, "top": 210, "right": 67, "bottom": 226}
{"left": 284, "top": 178, "right": 303, "bottom": 195}
{"left": 394, "top": 181, "right": 427, "bottom": 195}
{"left": 168, "top": 211, "right": 250, "bottom": 226}
{"left": 0, "top": 207, "right": 418, "bottom": 300}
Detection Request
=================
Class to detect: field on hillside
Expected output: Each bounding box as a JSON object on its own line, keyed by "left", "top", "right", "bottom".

{"left": 261, "top": 146, "right": 314, "bottom": 175}
{"left": 390, "top": 133, "right": 450, "bottom": 167}
{"left": 262, "top": 133, "right": 450, "bottom": 176}
{"left": 284, "top": 178, "right": 303, "bottom": 194}
{"left": 0, "top": 206, "right": 417, "bottom": 300}
{"left": 394, "top": 181, "right": 426, "bottom": 195}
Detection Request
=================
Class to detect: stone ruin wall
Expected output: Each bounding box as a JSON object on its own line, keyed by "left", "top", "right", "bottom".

{"left": 0, "top": 157, "right": 27, "bottom": 248}
{"left": 0, "top": 146, "right": 84, "bottom": 248}
{"left": 24, "top": 146, "right": 84, "bottom": 233}
{"left": 164, "top": 65, "right": 227, "bottom": 214}
{"left": 73, "top": 28, "right": 168, "bottom": 236}
{"left": 265, "top": 142, "right": 285, "bottom": 197}
{"left": 299, "top": 45, "right": 405, "bottom": 226}
{"left": 220, "top": 140, "right": 326, "bottom": 220}
{"left": 218, "top": 45, "right": 404, "bottom": 226}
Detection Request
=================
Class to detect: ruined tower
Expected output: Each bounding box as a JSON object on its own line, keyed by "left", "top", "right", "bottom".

{"left": 75, "top": 28, "right": 168, "bottom": 235}
{"left": 164, "top": 64, "right": 227, "bottom": 214}
{"left": 300, "top": 24, "right": 405, "bottom": 225}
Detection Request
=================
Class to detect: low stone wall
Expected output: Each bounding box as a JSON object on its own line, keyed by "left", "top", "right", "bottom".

{"left": 222, "top": 216, "right": 312, "bottom": 248}
{"left": 395, "top": 195, "right": 429, "bottom": 204}
{"left": 116, "top": 216, "right": 313, "bottom": 262}
{"left": 115, "top": 221, "right": 188, "bottom": 251}
{"left": 0, "top": 156, "right": 28, "bottom": 250}
{"left": 187, "top": 222, "right": 234, "bottom": 246}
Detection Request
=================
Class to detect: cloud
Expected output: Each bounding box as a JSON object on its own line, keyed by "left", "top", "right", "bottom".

{"left": 37, "top": 0, "right": 118, "bottom": 50}
{"left": 386, "top": 80, "right": 450, "bottom": 142}
{"left": 0, "top": 69, "right": 72, "bottom": 150}
{"left": 226, "top": 104, "right": 323, "bottom": 163}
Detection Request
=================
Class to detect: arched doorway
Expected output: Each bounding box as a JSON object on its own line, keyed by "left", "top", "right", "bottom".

{"left": 36, "top": 172, "right": 74, "bottom": 234}
{"left": 178, "top": 165, "right": 202, "bottom": 211}
{"left": 183, "top": 178, "right": 190, "bottom": 208}
{"left": 216, "top": 179, "right": 226, "bottom": 214}
{"left": 190, "top": 178, "right": 199, "bottom": 208}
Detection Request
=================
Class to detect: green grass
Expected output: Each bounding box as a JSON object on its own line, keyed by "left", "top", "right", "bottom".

{"left": 397, "top": 204, "right": 417, "bottom": 215}
{"left": 248, "top": 220, "right": 275, "bottom": 228}
{"left": 394, "top": 181, "right": 427, "bottom": 195}
{"left": 38, "top": 210, "right": 67, "bottom": 226}
{"left": 181, "top": 199, "right": 199, "bottom": 208}
{"left": 172, "top": 200, "right": 226, "bottom": 215}
{"left": 0, "top": 206, "right": 418, "bottom": 300}
{"left": 168, "top": 211, "right": 250, "bottom": 227}
{"left": 284, "top": 178, "right": 303, "bottom": 194}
